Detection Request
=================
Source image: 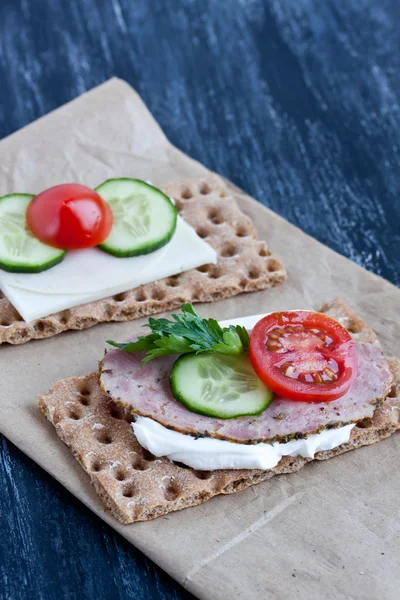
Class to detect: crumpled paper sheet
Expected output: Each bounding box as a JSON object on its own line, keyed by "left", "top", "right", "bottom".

{"left": 0, "top": 79, "right": 399, "bottom": 600}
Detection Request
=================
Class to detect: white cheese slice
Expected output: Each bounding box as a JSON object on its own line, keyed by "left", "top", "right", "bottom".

{"left": 0, "top": 217, "right": 217, "bottom": 322}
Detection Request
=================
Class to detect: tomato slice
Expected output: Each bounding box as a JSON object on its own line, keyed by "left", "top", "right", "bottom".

{"left": 249, "top": 311, "right": 358, "bottom": 402}
{"left": 27, "top": 184, "right": 113, "bottom": 250}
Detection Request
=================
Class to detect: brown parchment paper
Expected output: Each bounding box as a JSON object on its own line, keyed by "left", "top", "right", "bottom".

{"left": 0, "top": 79, "right": 399, "bottom": 600}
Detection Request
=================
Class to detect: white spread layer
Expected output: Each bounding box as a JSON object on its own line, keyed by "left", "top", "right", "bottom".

{"left": 133, "top": 417, "right": 355, "bottom": 471}
{"left": 0, "top": 217, "right": 216, "bottom": 322}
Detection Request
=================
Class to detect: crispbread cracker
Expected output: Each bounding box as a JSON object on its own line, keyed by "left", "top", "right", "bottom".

{"left": 37, "top": 299, "right": 400, "bottom": 524}
{"left": 0, "top": 175, "right": 286, "bottom": 345}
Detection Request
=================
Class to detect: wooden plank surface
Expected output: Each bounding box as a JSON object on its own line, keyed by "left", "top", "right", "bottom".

{"left": 0, "top": 1, "right": 399, "bottom": 599}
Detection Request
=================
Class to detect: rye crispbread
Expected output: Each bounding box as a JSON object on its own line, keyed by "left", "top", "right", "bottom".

{"left": 0, "top": 175, "right": 286, "bottom": 345}
{"left": 37, "top": 298, "right": 400, "bottom": 524}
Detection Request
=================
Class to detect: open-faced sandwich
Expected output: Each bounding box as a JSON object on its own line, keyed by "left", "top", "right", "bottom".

{"left": 0, "top": 175, "right": 286, "bottom": 344}
{"left": 38, "top": 297, "right": 400, "bottom": 524}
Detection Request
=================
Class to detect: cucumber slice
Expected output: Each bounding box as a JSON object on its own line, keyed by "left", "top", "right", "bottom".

{"left": 0, "top": 194, "right": 65, "bottom": 273}
{"left": 170, "top": 353, "right": 274, "bottom": 419}
{"left": 96, "top": 178, "right": 178, "bottom": 257}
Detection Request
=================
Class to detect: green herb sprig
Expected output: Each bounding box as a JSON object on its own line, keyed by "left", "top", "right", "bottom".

{"left": 107, "top": 303, "right": 249, "bottom": 365}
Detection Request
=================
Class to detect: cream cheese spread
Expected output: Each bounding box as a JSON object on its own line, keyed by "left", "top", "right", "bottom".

{"left": 133, "top": 416, "right": 355, "bottom": 471}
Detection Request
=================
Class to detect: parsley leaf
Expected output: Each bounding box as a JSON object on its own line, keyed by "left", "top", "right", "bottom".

{"left": 107, "top": 303, "right": 250, "bottom": 364}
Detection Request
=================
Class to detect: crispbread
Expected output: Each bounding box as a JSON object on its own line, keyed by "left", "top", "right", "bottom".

{"left": 0, "top": 175, "right": 286, "bottom": 345}
{"left": 37, "top": 298, "right": 400, "bottom": 524}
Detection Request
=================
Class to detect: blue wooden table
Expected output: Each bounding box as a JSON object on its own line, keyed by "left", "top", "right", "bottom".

{"left": 1, "top": 1, "right": 399, "bottom": 599}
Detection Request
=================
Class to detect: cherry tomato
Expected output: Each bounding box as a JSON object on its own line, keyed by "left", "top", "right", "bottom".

{"left": 27, "top": 183, "right": 113, "bottom": 250}
{"left": 249, "top": 311, "right": 358, "bottom": 402}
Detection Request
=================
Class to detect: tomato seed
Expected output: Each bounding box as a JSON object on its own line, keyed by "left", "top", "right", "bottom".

{"left": 267, "top": 340, "right": 281, "bottom": 351}
{"left": 285, "top": 366, "right": 296, "bottom": 378}
{"left": 279, "top": 361, "right": 291, "bottom": 371}
{"left": 323, "top": 367, "right": 336, "bottom": 380}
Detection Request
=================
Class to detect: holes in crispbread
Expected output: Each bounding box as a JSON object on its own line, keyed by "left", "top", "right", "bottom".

{"left": 151, "top": 287, "right": 166, "bottom": 301}
{"left": 200, "top": 183, "right": 211, "bottom": 195}
{"left": 196, "top": 264, "right": 210, "bottom": 274}
{"left": 356, "top": 418, "right": 373, "bottom": 429}
{"left": 131, "top": 455, "right": 150, "bottom": 471}
{"left": 135, "top": 289, "right": 147, "bottom": 302}
{"left": 113, "top": 292, "right": 128, "bottom": 303}
{"left": 228, "top": 478, "right": 247, "bottom": 492}
{"left": 79, "top": 384, "right": 91, "bottom": 400}
{"left": 58, "top": 310, "right": 71, "bottom": 325}
{"left": 174, "top": 199, "right": 183, "bottom": 211}
{"left": 174, "top": 461, "right": 190, "bottom": 470}
{"left": 114, "top": 468, "right": 128, "bottom": 482}
{"left": 68, "top": 406, "right": 83, "bottom": 421}
{"left": 196, "top": 225, "right": 210, "bottom": 239}
{"left": 197, "top": 263, "right": 222, "bottom": 278}
{"left": 166, "top": 277, "right": 180, "bottom": 288}
{"left": 248, "top": 266, "right": 261, "bottom": 280}
{"left": 236, "top": 224, "right": 250, "bottom": 237}
{"left": 347, "top": 320, "right": 362, "bottom": 334}
{"left": 267, "top": 258, "right": 282, "bottom": 272}
{"left": 208, "top": 207, "right": 223, "bottom": 224}
{"left": 259, "top": 246, "right": 270, "bottom": 257}
{"left": 209, "top": 266, "right": 223, "bottom": 280}
{"left": 220, "top": 243, "right": 237, "bottom": 258}
{"left": 4, "top": 311, "right": 23, "bottom": 324}
{"left": 142, "top": 449, "right": 156, "bottom": 462}
{"left": 124, "top": 413, "right": 134, "bottom": 424}
{"left": 122, "top": 484, "right": 135, "bottom": 498}
{"left": 90, "top": 460, "right": 104, "bottom": 473}
{"left": 78, "top": 395, "right": 90, "bottom": 407}
{"left": 164, "top": 482, "right": 180, "bottom": 501}
{"left": 105, "top": 304, "right": 116, "bottom": 318}
{"left": 190, "top": 288, "right": 203, "bottom": 302}
{"left": 109, "top": 402, "right": 134, "bottom": 423}
{"left": 388, "top": 386, "right": 397, "bottom": 398}
{"left": 34, "top": 321, "right": 46, "bottom": 333}
{"left": 95, "top": 431, "right": 113, "bottom": 445}
{"left": 75, "top": 317, "right": 96, "bottom": 329}
{"left": 194, "top": 470, "right": 212, "bottom": 480}
{"left": 181, "top": 188, "right": 193, "bottom": 200}
{"left": 109, "top": 403, "right": 125, "bottom": 420}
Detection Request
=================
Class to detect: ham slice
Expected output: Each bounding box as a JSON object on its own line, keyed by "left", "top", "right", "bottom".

{"left": 100, "top": 341, "right": 392, "bottom": 444}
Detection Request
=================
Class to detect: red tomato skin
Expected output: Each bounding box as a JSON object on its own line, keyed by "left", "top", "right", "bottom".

{"left": 27, "top": 184, "right": 113, "bottom": 250}
{"left": 249, "top": 311, "right": 358, "bottom": 403}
